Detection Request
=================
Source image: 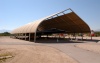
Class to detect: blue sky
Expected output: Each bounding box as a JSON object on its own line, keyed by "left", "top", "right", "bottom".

{"left": 0, "top": 0, "right": 100, "bottom": 31}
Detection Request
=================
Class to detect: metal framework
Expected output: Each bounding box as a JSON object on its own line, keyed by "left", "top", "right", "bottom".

{"left": 11, "top": 8, "right": 90, "bottom": 42}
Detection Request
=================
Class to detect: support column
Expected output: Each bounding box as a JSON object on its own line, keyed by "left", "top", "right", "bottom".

{"left": 16, "top": 34, "right": 17, "bottom": 38}
{"left": 25, "top": 33, "right": 26, "bottom": 40}
{"left": 68, "top": 34, "right": 70, "bottom": 40}
{"left": 20, "top": 34, "right": 21, "bottom": 39}
{"left": 15, "top": 34, "right": 16, "bottom": 38}
{"left": 59, "top": 34, "right": 60, "bottom": 39}
{"left": 74, "top": 33, "right": 76, "bottom": 40}
{"left": 17, "top": 34, "right": 18, "bottom": 39}
{"left": 91, "top": 35, "right": 92, "bottom": 40}
{"left": 29, "top": 33, "right": 30, "bottom": 41}
{"left": 81, "top": 33, "right": 83, "bottom": 40}
{"left": 19, "top": 34, "right": 20, "bottom": 39}
{"left": 34, "top": 32, "right": 36, "bottom": 42}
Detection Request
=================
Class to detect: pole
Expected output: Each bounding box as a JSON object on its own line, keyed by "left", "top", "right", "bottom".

{"left": 82, "top": 33, "right": 83, "bottom": 41}
{"left": 74, "top": 33, "right": 76, "bottom": 40}
{"left": 29, "top": 33, "right": 30, "bottom": 41}
{"left": 18, "top": 34, "right": 19, "bottom": 39}
{"left": 34, "top": 32, "right": 36, "bottom": 42}
{"left": 91, "top": 35, "right": 92, "bottom": 40}
{"left": 25, "top": 33, "right": 26, "bottom": 40}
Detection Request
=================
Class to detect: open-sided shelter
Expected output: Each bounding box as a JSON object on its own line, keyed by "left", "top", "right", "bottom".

{"left": 11, "top": 8, "right": 90, "bottom": 42}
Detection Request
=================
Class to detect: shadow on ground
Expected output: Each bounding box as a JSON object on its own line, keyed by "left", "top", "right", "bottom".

{"left": 22, "top": 38, "right": 100, "bottom": 43}
{"left": 30, "top": 38, "right": 84, "bottom": 43}
{"left": 77, "top": 39, "right": 100, "bottom": 42}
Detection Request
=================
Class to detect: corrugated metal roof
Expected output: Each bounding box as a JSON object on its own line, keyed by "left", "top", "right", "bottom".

{"left": 11, "top": 8, "right": 90, "bottom": 34}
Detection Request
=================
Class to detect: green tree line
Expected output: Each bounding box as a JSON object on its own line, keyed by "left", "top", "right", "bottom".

{"left": 95, "top": 32, "right": 100, "bottom": 36}
{"left": 0, "top": 32, "right": 11, "bottom": 36}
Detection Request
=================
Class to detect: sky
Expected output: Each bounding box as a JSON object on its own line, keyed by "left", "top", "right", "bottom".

{"left": 0, "top": 0, "right": 100, "bottom": 32}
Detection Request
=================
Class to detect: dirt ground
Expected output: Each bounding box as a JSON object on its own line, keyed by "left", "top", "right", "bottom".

{"left": 76, "top": 43, "right": 100, "bottom": 54}
{"left": 1, "top": 36, "right": 100, "bottom": 63}
{"left": 0, "top": 37, "right": 78, "bottom": 63}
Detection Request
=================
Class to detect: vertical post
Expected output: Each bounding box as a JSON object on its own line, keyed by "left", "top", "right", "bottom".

{"left": 17, "top": 34, "right": 19, "bottom": 39}
{"left": 29, "top": 33, "right": 30, "bottom": 41}
{"left": 91, "top": 35, "right": 92, "bottom": 40}
{"left": 64, "top": 34, "right": 65, "bottom": 39}
{"left": 57, "top": 38, "right": 59, "bottom": 42}
{"left": 81, "top": 33, "right": 83, "bottom": 40}
{"left": 13, "top": 34, "right": 14, "bottom": 38}
{"left": 59, "top": 34, "right": 60, "bottom": 39}
{"left": 74, "top": 33, "right": 76, "bottom": 40}
{"left": 15, "top": 34, "right": 16, "bottom": 38}
{"left": 20, "top": 34, "right": 21, "bottom": 39}
{"left": 82, "top": 36, "right": 83, "bottom": 40}
{"left": 34, "top": 32, "right": 36, "bottom": 42}
{"left": 16, "top": 34, "right": 18, "bottom": 39}
{"left": 68, "top": 34, "right": 70, "bottom": 40}
{"left": 75, "top": 33, "right": 77, "bottom": 40}
{"left": 25, "top": 33, "right": 26, "bottom": 40}
{"left": 19, "top": 34, "right": 20, "bottom": 39}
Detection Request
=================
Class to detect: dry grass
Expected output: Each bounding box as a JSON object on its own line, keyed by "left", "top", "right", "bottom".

{"left": 0, "top": 51, "right": 13, "bottom": 63}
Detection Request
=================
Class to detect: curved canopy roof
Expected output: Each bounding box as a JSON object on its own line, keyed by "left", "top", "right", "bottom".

{"left": 11, "top": 8, "right": 90, "bottom": 34}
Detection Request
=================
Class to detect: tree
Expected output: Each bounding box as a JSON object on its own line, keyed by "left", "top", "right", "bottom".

{"left": 0, "top": 32, "right": 10, "bottom": 36}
